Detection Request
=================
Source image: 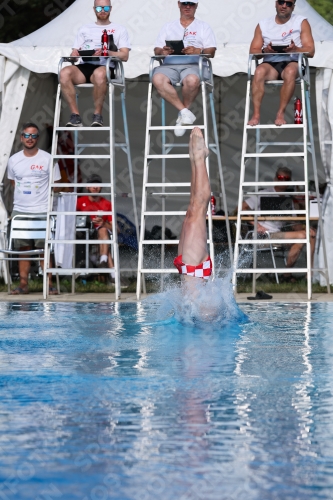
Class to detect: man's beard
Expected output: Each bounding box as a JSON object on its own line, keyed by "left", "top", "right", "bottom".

{"left": 277, "top": 11, "right": 291, "bottom": 20}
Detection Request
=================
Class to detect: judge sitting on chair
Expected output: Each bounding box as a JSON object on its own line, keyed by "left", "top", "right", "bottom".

{"left": 152, "top": 0, "right": 216, "bottom": 136}
{"left": 77, "top": 174, "right": 115, "bottom": 279}
{"left": 248, "top": 0, "right": 314, "bottom": 126}
{"left": 59, "top": 0, "right": 131, "bottom": 128}
{"left": 7, "top": 122, "right": 61, "bottom": 295}
{"left": 241, "top": 166, "right": 316, "bottom": 282}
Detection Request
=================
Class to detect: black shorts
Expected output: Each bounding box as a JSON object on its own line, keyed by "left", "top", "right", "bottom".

{"left": 265, "top": 61, "right": 304, "bottom": 80}
{"left": 76, "top": 64, "right": 115, "bottom": 82}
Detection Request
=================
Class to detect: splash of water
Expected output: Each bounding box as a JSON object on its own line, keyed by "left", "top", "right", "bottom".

{"left": 145, "top": 265, "right": 247, "bottom": 328}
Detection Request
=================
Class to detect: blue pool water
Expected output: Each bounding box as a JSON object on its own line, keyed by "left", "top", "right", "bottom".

{"left": 1, "top": 299, "right": 333, "bottom": 499}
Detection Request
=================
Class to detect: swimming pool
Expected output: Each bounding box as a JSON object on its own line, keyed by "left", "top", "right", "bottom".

{"left": 1, "top": 300, "right": 333, "bottom": 499}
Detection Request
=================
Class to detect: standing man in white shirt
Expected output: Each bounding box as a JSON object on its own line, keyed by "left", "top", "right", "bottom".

{"left": 59, "top": 0, "right": 131, "bottom": 127}
{"left": 153, "top": 0, "right": 216, "bottom": 136}
{"left": 248, "top": 0, "right": 314, "bottom": 126}
{"left": 7, "top": 123, "right": 61, "bottom": 295}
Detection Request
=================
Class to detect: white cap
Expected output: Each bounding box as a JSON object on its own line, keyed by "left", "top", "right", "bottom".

{"left": 179, "top": 0, "right": 198, "bottom": 3}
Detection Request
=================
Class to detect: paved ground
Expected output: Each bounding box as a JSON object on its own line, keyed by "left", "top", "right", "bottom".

{"left": 0, "top": 291, "right": 332, "bottom": 303}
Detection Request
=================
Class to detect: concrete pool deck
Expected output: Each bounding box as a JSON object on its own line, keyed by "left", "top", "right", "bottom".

{"left": 1, "top": 291, "right": 333, "bottom": 302}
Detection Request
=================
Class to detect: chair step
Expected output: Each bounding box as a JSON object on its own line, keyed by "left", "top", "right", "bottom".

{"left": 56, "top": 127, "right": 112, "bottom": 131}
{"left": 246, "top": 124, "right": 304, "bottom": 129}
{"left": 235, "top": 268, "right": 308, "bottom": 274}
{"left": 242, "top": 181, "right": 305, "bottom": 186}
{"left": 238, "top": 239, "right": 307, "bottom": 244}
{"left": 244, "top": 152, "right": 304, "bottom": 158}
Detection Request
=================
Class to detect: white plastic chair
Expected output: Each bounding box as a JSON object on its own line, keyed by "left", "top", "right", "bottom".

{"left": 238, "top": 225, "right": 286, "bottom": 284}
{"left": 0, "top": 215, "right": 55, "bottom": 294}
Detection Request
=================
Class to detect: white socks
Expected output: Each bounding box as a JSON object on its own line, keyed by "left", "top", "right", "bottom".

{"left": 110, "top": 268, "right": 115, "bottom": 279}
{"left": 100, "top": 255, "right": 108, "bottom": 263}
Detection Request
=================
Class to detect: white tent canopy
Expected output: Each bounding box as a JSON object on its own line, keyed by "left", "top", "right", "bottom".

{"left": 0, "top": 0, "right": 333, "bottom": 282}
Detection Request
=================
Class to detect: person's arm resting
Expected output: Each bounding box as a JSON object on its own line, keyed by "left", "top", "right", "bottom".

{"left": 110, "top": 47, "right": 129, "bottom": 61}
{"left": 249, "top": 24, "right": 264, "bottom": 57}
{"left": 299, "top": 20, "right": 315, "bottom": 57}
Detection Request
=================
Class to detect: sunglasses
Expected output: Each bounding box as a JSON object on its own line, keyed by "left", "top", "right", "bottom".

{"left": 181, "top": 2, "right": 196, "bottom": 6}
{"left": 276, "top": 174, "right": 291, "bottom": 181}
{"left": 21, "top": 133, "right": 39, "bottom": 139}
{"left": 95, "top": 6, "right": 111, "bottom": 12}
{"left": 277, "top": 0, "right": 294, "bottom": 7}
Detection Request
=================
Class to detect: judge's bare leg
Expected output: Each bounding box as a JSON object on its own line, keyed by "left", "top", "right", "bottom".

{"left": 90, "top": 66, "right": 108, "bottom": 115}
{"left": 59, "top": 66, "right": 87, "bottom": 114}
{"left": 248, "top": 63, "right": 279, "bottom": 126}
{"left": 181, "top": 74, "right": 201, "bottom": 110}
{"left": 178, "top": 127, "right": 210, "bottom": 266}
{"left": 275, "top": 62, "right": 298, "bottom": 126}
{"left": 152, "top": 73, "right": 187, "bottom": 112}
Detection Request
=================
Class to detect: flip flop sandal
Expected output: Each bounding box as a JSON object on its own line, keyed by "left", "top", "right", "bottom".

{"left": 48, "top": 287, "right": 59, "bottom": 295}
{"left": 10, "top": 287, "right": 29, "bottom": 295}
{"left": 247, "top": 290, "right": 272, "bottom": 300}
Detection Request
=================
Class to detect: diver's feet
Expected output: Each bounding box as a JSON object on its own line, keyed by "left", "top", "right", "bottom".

{"left": 275, "top": 111, "right": 287, "bottom": 126}
{"left": 189, "top": 127, "right": 209, "bottom": 162}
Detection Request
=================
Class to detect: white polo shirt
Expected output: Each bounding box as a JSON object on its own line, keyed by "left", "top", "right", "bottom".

{"left": 7, "top": 149, "right": 61, "bottom": 213}
{"left": 155, "top": 18, "right": 216, "bottom": 50}
{"left": 73, "top": 22, "right": 131, "bottom": 66}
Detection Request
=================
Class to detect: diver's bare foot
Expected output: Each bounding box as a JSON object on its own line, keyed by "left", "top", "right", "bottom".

{"left": 189, "top": 127, "right": 209, "bottom": 161}
{"left": 275, "top": 112, "right": 287, "bottom": 126}
{"left": 248, "top": 115, "right": 260, "bottom": 126}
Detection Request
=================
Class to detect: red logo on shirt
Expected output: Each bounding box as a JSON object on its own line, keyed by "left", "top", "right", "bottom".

{"left": 30, "top": 165, "right": 44, "bottom": 170}
{"left": 107, "top": 29, "right": 115, "bottom": 34}
{"left": 185, "top": 31, "right": 197, "bottom": 36}
{"left": 282, "top": 29, "right": 293, "bottom": 37}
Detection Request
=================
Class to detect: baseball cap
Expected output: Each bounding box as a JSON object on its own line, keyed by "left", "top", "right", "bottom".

{"left": 179, "top": 0, "right": 198, "bottom": 3}
{"left": 86, "top": 173, "right": 102, "bottom": 184}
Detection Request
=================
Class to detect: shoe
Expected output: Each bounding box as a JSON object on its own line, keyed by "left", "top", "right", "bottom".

{"left": 247, "top": 290, "right": 272, "bottom": 300}
{"left": 91, "top": 114, "right": 103, "bottom": 127}
{"left": 49, "top": 286, "right": 59, "bottom": 295}
{"left": 97, "top": 261, "right": 108, "bottom": 268}
{"left": 110, "top": 267, "right": 115, "bottom": 279}
{"left": 10, "top": 286, "right": 29, "bottom": 295}
{"left": 66, "top": 113, "right": 82, "bottom": 127}
{"left": 174, "top": 109, "right": 196, "bottom": 137}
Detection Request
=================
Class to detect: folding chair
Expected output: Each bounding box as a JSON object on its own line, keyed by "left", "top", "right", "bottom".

{"left": 0, "top": 215, "right": 53, "bottom": 295}
{"left": 237, "top": 224, "right": 286, "bottom": 284}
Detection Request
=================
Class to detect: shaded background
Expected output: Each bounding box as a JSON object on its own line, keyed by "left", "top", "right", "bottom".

{"left": 0, "top": 0, "right": 331, "bottom": 44}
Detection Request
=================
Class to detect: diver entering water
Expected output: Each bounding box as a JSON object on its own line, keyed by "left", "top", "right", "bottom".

{"left": 174, "top": 127, "right": 212, "bottom": 280}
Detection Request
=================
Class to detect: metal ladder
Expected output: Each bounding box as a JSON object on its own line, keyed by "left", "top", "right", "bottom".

{"left": 233, "top": 53, "right": 330, "bottom": 300}
{"left": 136, "top": 55, "right": 233, "bottom": 299}
{"left": 43, "top": 57, "right": 138, "bottom": 299}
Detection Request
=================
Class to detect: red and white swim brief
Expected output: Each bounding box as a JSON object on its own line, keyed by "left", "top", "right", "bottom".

{"left": 173, "top": 254, "right": 212, "bottom": 279}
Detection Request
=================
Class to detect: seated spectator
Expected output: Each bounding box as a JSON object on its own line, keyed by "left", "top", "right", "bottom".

{"left": 59, "top": 0, "right": 130, "bottom": 128}
{"left": 77, "top": 174, "right": 115, "bottom": 278}
{"left": 152, "top": 0, "right": 216, "bottom": 136}
{"left": 248, "top": 0, "right": 314, "bottom": 126}
{"left": 7, "top": 122, "right": 61, "bottom": 295}
{"left": 241, "top": 166, "right": 316, "bottom": 282}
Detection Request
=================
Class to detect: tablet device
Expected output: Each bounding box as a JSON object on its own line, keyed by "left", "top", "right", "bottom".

{"left": 271, "top": 44, "right": 288, "bottom": 52}
{"left": 165, "top": 40, "right": 185, "bottom": 55}
{"left": 78, "top": 49, "right": 97, "bottom": 62}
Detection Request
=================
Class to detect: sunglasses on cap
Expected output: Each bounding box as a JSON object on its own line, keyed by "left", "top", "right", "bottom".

{"left": 181, "top": 2, "right": 196, "bottom": 6}
{"left": 276, "top": 174, "right": 291, "bottom": 181}
{"left": 95, "top": 6, "right": 111, "bottom": 12}
{"left": 21, "top": 133, "right": 39, "bottom": 139}
{"left": 277, "top": 0, "right": 294, "bottom": 7}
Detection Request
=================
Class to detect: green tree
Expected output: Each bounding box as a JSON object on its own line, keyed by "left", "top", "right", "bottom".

{"left": 306, "top": 0, "right": 333, "bottom": 25}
